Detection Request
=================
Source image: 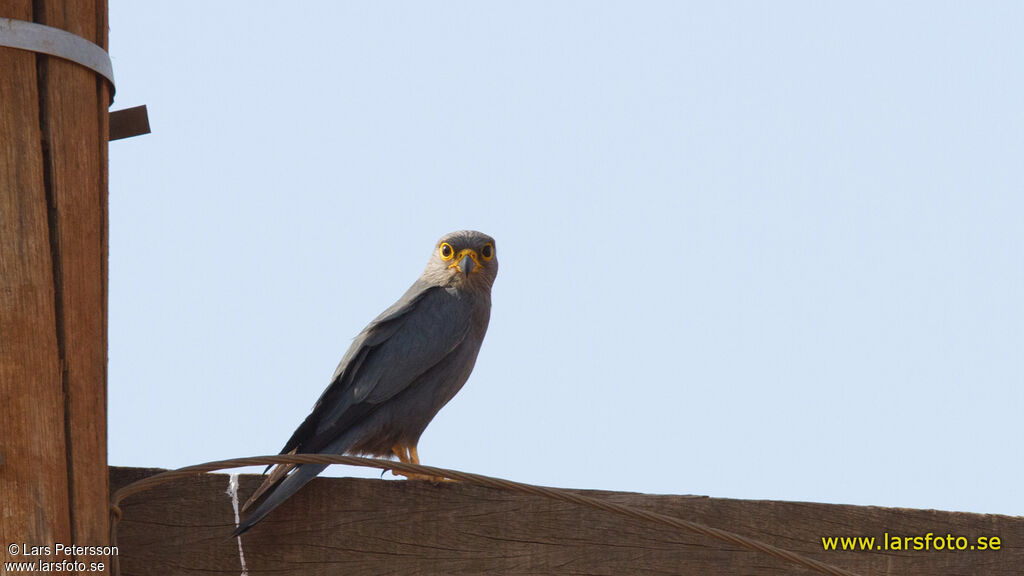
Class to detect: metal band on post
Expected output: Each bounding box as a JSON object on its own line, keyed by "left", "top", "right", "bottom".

{"left": 0, "top": 17, "right": 115, "bottom": 93}
{"left": 1, "top": 17, "right": 151, "bottom": 139}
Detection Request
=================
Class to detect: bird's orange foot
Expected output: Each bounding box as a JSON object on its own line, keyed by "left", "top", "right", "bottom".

{"left": 391, "top": 470, "right": 452, "bottom": 482}
{"left": 390, "top": 443, "right": 455, "bottom": 483}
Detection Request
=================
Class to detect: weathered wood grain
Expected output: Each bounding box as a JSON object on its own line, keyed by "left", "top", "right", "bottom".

{"left": 35, "top": 0, "right": 110, "bottom": 555}
{"left": 0, "top": 0, "right": 71, "bottom": 554}
{"left": 110, "top": 466, "right": 1022, "bottom": 576}
{"left": 0, "top": 2, "right": 111, "bottom": 573}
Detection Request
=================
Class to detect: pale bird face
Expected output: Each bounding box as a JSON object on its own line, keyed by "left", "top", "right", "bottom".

{"left": 429, "top": 231, "right": 497, "bottom": 290}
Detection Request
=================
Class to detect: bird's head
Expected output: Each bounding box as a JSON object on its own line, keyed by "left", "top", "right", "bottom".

{"left": 425, "top": 230, "right": 498, "bottom": 291}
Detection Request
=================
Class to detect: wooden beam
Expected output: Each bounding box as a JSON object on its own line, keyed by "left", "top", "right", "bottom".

{"left": 0, "top": 1, "right": 110, "bottom": 573}
{"left": 109, "top": 106, "right": 150, "bottom": 141}
{"left": 110, "top": 466, "right": 1022, "bottom": 575}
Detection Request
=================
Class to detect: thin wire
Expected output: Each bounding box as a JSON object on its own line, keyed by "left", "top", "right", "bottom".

{"left": 110, "top": 455, "right": 862, "bottom": 576}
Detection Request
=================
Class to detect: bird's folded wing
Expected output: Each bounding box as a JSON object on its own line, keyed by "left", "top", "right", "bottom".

{"left": 276, "top": 285, "right": 473, "bottom": 456}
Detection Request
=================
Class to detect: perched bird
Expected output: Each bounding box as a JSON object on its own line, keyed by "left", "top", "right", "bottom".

{"left": 233, "top": 230, "right": 498, "bottom": 535}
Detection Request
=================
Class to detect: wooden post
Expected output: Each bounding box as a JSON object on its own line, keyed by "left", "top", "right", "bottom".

{"left": 110, "top": 467, "right": 1024, "bottom": 576}
{"left": 0, "top": 0, "right": 110, "bottom": 573}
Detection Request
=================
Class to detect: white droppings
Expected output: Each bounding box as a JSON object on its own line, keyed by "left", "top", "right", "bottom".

{"left": 226, "top": 473, "right": 249, "bottom": 576}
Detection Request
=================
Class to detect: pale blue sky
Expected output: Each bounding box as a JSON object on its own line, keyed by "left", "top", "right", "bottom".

{"left": 107, "top": 2, "right": 1023, "bottom": 517}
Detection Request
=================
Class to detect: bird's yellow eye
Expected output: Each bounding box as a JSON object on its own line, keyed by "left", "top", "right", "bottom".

{"left": 439, "top": 242, "right": 455, "bottom": 260}
{"left": 480, "top": 243, "right": 494, "bottom": 261}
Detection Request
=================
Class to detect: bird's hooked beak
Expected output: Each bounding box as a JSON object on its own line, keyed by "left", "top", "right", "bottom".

{"left": 449, "top": 249, "right": 481, "bottom": 277}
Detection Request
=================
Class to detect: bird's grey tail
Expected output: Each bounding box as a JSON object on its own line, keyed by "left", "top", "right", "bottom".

{"left": 232, "top": 463, "right": 327, "bottom": 536}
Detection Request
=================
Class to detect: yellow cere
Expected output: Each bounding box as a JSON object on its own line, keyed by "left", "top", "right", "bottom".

{"left": 448, "top": 248, "right": 483, "bottom": 274}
